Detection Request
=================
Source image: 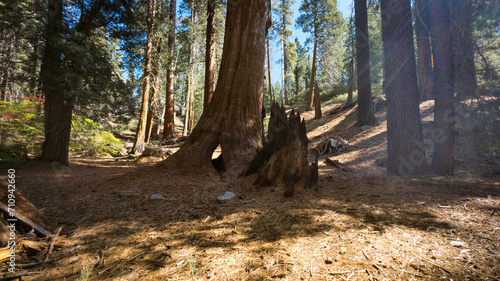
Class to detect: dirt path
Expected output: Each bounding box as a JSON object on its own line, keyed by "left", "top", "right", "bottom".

{"left": 2, "top": 101, "right": 499, "bottom": 280}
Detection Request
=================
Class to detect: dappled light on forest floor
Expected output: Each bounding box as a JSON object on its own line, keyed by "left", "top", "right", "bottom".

{"left": 3, "top": 100, "right": 499, "bottom": 280}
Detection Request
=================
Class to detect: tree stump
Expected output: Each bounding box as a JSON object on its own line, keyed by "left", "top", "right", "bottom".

{"left": 246, "top": 102, "right": 317, "bottom": 197}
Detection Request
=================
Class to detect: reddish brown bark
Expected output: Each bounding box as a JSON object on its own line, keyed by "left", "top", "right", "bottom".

{"left": 204, "top": 0, "right": 216, "bottom": 110}
{"left": 161, "top": 0, "right": 269, "bottom": 175}
{"left": 380, "top": 0, "right": 426, "bottom": 175}
{"left": 314, "top": 81, "right": 322, "bottom": 119}
{"left": 430, "top": 0, "right": 455, "bottom": 175}
{"left": 305, "top": 39, "right": 317, "bottom": 111}
{"left": 145, "top": 39, "right": 162, "bottom": 143}
{"left": 162, "top": 0, "right": 177, "bottom": 140}
{"left": 131, "top": 0, "right": 155, "bottom": 154}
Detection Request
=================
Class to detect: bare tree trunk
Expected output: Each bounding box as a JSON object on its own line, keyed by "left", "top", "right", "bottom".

{"left": 344, "top": 56, "right": 355, "bottom": 108}
{"left": 145, "top": 39, "right": 163, "bottom": 142}
{"left": 40, "top": 0, "right": 74, "bottom": 166}
{"left": 415, "top": 0, "right": 434, "bottom": 101}
{"left": 160, "top": 0, "right": 269, "bottom": 176}
{"left": 450, "top": 0, "right": 476, "bottom": 100}
{"left": 314, "top": 81, "right": 322, "bottom": 119}
{"left": 204, "top": 0, "right": 216, "bottom": 110}
{"left": 305, "top": 39, "right": 317, "bottom": 111}
{"left": 267, "top": 36, "right": 274, "bottom": 104}
{"left": 131, "top": 0, "right": 155, "bottom": 154}
{"left": 162, "top": 0, "right": 177, "bottom": 141}
{"left": 430, "top": 0, "right": 455, "bottom": 175}
{"left": 380, "top": 0, "right": 426, "bottom": 175}
{"left": 355, "top": 0, "right": 376, "bottom": 126}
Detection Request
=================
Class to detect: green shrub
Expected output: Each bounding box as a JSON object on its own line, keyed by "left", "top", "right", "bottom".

{"left": 0, "top": 99, "right": 124, "bottom": 161}
{"left": 70, "top": 116, "right": 124, "bottom": 157}
{"left": 0, "top": 100, "right": 44, "bottom": 160}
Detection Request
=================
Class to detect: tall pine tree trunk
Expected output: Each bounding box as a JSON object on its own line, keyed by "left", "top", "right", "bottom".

{"left": 314, "top": 81, "right": 322, "bottom": 119}
{"left": 162, "top": 0, "right": 177, "bottom": 140}
{"left": 204, "top": 0, "right": 216, "bottom": 110}
{"left": 161, "top": 0, "right": 269, "bottom": 175}
{"left": 344, "top": 56, "right": 355, "bottom": 108}
{"left": 131, "top": 0, "right": 155, "bottom": 154}
{"left": 267, "top": 36, "right": 274, "bottom": 104}
{"left": 380, "top": 0, "right": 426, "bottom": 175}
{"left": 430, "top": 0, "right": 455, "bottom": 175}
{"left": 40, "top": 0, "right": 74, "bottom": 166}
{"left": 355, "top": 0, "right": 376, "bottom": 126}
{"left": 145, "top": 39, "right": 163, "bottom": 143}
{"left": 415, "top": 0, "right": 434, "bottom": 101}
{"left": 305, "top": 39, "right": 317, "bottom": 111}
{"left": 450, "top": 0, "right": 476, "bottom": 100}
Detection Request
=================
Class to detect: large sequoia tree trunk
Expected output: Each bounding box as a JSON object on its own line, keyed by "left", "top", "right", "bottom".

{"left": 380, "top": 0, "right": 426, "bottom": 175}
{"left": 161, "top": 0, "right": 270, "bottom": 175}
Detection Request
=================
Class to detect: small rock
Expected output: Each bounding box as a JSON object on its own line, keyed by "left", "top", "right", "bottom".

{"left": 150, "top": 194, "right": 166, "bottom": 200}
{"left": 86, "top": 171, "right": 96, "bottom": 176}
{"left": 217, "top": 191, "right": 236, "bottom": 202}
{"left": 325, "top": 257, "right": 333, "bottom": 264}
{"left": 119, "top": 190, "right": 136, "bottom": 197}
{"left": 360, "top": 125, "right": 370, "bottom": 131}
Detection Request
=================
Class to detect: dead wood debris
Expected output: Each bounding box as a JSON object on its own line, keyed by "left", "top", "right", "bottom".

{"left": 312, "top": 135, "right": 351, "bottom": 156}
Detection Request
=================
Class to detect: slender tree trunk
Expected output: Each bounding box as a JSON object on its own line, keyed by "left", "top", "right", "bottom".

{"left": 145, "top": 39, "right": 163, "bottom": 143}
{"left": 39, "top": 0, "right": 74, "bottom": 166}
{"left": 267, "top": 36, "right": 274, "bottom": 104}
{"left": 306, "top": 39, "right": 317, "bottom": 111}
{"left": 131, "top": 0, "right": 155, "bottom": 154}
{"left": 204, "top": 0, "right": 216, "bottom": 110}
{"left": 161, "top": 0, "right": 269, "bottom": 175}
{"left": 429, "top": 0, "right": 455, "bottom": 175}
{"left": 183, "top": 78, "right": 191, "bottom": 136}
{"left": 355, "top": 0, "right": 376, "bottom": 126}
{"left": 380, "top": 0, "right": 426, "bottom": 175}
{"left": 314, "top": 81, "right": 322, "bottom": 119}
{"left": 283, "top": 47, "right": 289, "bottom": 105}
{"left": 415, "top": 0, "right": 434, "bottom": 101}
{"left": 162, "top": 0, "right": 177, "bottom": 140}
{"left": 344, "top": 56, "right": 354, "bottom": 108}
{"left": 450, "top": 0, "right": 476, "bottom": 100}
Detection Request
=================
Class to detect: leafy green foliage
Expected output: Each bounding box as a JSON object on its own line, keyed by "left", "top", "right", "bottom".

{"left": 0, "top": 100, "right": 44, "bottom": 160}
{"left": 70, "top": 116, "right": 124, "bottom": 157}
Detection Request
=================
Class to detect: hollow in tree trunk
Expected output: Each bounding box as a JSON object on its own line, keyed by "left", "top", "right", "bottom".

{"left": 429, "top": 0, "right": 455, "bottom": 175}
{"left": 380, "top": 0, "right": 426, "bottom": 175}
{"left": 159, "top": 0, "right": 270, "bottom": 176}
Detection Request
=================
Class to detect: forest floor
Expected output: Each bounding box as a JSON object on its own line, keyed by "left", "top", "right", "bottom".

{"left": 2, "top": 100, "right": 500, "bottom": 280}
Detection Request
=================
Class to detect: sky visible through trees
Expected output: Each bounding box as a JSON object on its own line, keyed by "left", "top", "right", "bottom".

{"left": 124, "top": 0, "right": 352, "bottom": 86}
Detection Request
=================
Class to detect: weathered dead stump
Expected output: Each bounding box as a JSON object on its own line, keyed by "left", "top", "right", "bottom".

{"left": 246, "top": 102, "right": 317, "bottom": 197}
